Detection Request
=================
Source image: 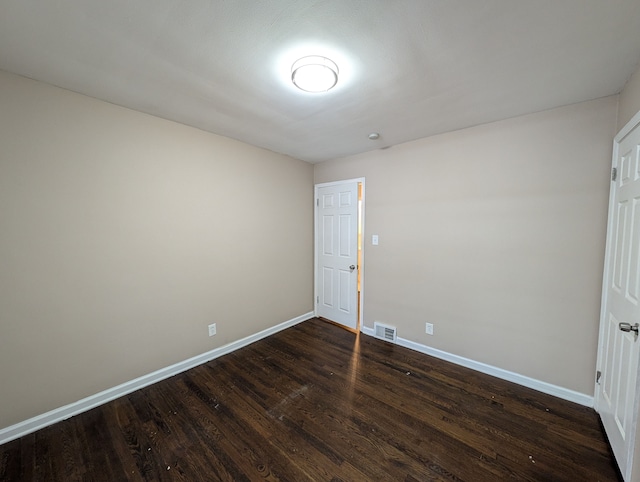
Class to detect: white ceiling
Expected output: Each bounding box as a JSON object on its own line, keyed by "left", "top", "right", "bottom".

{"left": 1, "top": 1, "right": 640, "bottom": 163}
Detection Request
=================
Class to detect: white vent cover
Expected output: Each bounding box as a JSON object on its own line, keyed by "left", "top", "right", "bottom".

{"left": 374, "top": 322, "right": 397, "bottom": 343}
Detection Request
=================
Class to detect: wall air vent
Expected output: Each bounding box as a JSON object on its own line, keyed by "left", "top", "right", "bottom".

{"left": 374, "top": 322, "right": 397, "bottom": 343}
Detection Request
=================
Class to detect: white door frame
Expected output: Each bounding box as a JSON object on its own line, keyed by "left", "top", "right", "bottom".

{"left": 595, "top": 109, "right": 640, "bottom": 481}
{"left": 314, "top": 178, "right": 365, "bottom": 330}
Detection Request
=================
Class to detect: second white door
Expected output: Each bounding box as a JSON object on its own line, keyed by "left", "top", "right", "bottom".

{"left": 315, "top": 181, "right": 358, "bottom": 330}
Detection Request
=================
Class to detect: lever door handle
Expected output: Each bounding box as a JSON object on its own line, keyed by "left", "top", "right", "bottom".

{"left": 619, "top": 322, "right": 639, "bottom": 340}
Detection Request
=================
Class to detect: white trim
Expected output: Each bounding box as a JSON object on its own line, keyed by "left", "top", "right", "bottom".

{"left": 594, "top": 127, "right": 621, "bottom": 411}
{"left": 314, "top": 178, "right": 365, "bottom": 189}
{"left": 0, "top": 312, "right": 313, "bottom": 446}
{"left": 361, "top": 326, "right": 593, "bottom": 407}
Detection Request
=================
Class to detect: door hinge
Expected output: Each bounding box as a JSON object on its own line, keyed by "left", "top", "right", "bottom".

{"left": 596, "top": 370, "right": 602, "bottom": 385}
{"left": 316, "top": 199, "right": 319, "bottom": 206}
{"left": 612, "top": 167, "right": 617, "bottom": 182}
{"left": 316, "top": 296, "right": 319, "bottom": 303}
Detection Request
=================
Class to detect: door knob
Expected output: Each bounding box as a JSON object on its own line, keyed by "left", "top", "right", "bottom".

{"left": 619, "top": 322, "right": 639, "bottom": 340}
{"left": 349, "top": 265, "right": 356, "bottom": 270}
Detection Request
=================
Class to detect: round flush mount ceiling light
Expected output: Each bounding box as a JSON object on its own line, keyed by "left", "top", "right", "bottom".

{"left": 291, "top": 55, "right": 339, "bottom": 93}
{"left": 368, "top": 132, "right": 380, "bottom": 140}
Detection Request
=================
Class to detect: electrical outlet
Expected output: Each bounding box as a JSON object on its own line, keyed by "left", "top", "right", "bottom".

{"left": 208, "top": 323, "right": 217, "bottom": 337}
{"left": 426, "top": 323, "right": 434, "bottom": 335}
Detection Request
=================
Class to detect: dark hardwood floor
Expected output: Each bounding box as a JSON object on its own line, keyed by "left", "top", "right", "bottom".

{"left": 0, "top": 318, "right": 621, "bottom": 481}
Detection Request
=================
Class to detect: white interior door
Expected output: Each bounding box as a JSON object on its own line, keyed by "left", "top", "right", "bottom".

{"left": 315, "top": 181, "right": 358, "bottom": 330}
{"left": 596, "top": 115, "right": 640, "bottom": 481}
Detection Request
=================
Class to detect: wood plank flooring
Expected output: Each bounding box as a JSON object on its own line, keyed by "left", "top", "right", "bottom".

{"left": 0, "top": 318, "right": 621, "bottom": 481}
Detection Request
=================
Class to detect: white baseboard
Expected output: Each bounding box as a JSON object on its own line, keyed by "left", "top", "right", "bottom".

{"left": 361, "top": 325, "right": 593, "bottom": 407}
{"left": 0, "top": 312, "right": 314, "bottom": 446}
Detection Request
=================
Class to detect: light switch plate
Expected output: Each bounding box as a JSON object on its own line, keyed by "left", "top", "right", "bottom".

{"left": 372, "top": 235, "right": 379, "bottom": 245}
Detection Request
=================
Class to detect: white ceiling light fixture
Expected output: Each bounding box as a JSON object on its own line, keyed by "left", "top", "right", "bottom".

{"left": 291, "top": 55, "right": 339, "bottom": 93}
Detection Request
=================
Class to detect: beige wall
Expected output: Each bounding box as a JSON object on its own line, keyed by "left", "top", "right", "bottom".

{"left": 618, "top": 64, "right": 640, "bottom": 132}
{"left": 0, "top": 70, "right": 314, "bottom": 429}
{"left": 315, "top": 96, "right": 618, "bottom": 395}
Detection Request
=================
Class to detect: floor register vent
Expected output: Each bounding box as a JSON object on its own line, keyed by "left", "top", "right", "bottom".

{"left": 374, "top": 322, "right": 397, "bottom": 343}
